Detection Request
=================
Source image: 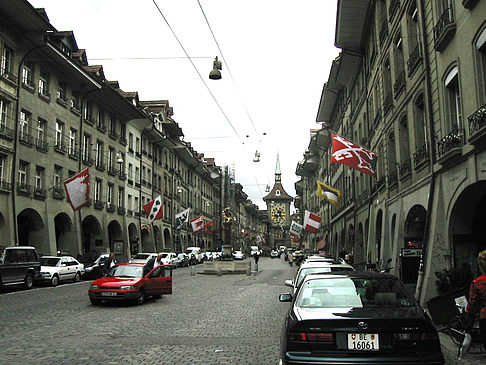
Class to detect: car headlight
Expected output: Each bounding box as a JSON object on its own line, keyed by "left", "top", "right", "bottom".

{"left": 90, "top": 284, "right": 99, "bottom": 289}
{"left": 85, "top": 267, "right": 93, "bottom": 272}
{"left": 120, "top": 285, "right": 135, "bottom": 290}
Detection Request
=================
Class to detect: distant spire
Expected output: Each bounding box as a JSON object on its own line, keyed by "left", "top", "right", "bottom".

{"left": 275, "top": 154, "right": 281, "bottom": 182}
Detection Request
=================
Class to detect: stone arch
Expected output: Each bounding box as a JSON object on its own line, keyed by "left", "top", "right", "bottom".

{"left": 449, "top": 181, "right": 486, "bottom": 275}
{"left": 404, "top": 204, "right": 427, "bottom": 248}
{"left": 375, "top": 209, "right": 383, "bottom": 263}
{"left": 82, "top": 215, "right": 102, "bottom": 254}
{"left": 54, "top": 213, "right": 76, "bottom": 255}
{"left": 17, "top": 208, "right": 46, "bottom": 253}
{"left": 141, "top": 225, "right": 152, "bottom": 252}
{"left": 154, "top": 226, "right": 163, "bottom": 252}
{"left": 0, "top": 212, "right": 8, "bottom": 245}
{"left": 165, "top": 228, "right": 175, "bottom": 252}
{"left": 128, "top": 223, "right": 139, "bottom": 256}
{"left": 108, "top": 220, "right": 123, "bottom": 259}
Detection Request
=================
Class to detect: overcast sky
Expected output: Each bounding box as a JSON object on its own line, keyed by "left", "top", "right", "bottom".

{"left": 28, "top": 0, "right": 340, "bottom": 210}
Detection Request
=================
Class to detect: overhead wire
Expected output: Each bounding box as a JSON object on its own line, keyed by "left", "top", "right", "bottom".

{"left": 196, "top": 0, "right": 261, "bottom": 140}
{"left": 151, "top": 0, "right": 244, "bottom": 145}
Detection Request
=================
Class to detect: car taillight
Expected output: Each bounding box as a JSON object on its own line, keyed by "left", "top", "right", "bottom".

{"left": 394, "top": 332, "right": 438, "bottom": 341}
{"left": 289, "top": 332, "right": 334, "bottom": 343}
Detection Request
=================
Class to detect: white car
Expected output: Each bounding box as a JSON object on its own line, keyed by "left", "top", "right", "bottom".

{"left": 160, "top": 252, "right": 178, "bottom": 266}
{"left": 233, "top": 251, "right": 245, "bottom": 260}
{"left": 130, "top": 253, "right": 158, "bottom": 264}
{"left": 39, "top": 256, "right": 85, "bottom": 286}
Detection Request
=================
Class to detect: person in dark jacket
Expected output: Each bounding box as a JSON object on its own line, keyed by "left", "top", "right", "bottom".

{"left": 465, "top": 249, "right": 486, "bottom": 350}
{"left": 103, "top": 252, "right": 117, "bottom": 275}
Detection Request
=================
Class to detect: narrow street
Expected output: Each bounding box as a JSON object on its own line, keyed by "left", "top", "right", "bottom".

{"left": 1, "top": 257, "right": 484, "bottom": 365}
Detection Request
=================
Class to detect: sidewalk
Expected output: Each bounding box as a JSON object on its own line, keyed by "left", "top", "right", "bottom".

{"left": 438, "top": 331, "right": 485, "bottom": 364}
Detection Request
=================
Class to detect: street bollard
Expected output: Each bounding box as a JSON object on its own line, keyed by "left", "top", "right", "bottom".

{"left": 217, "top": 267, "right": 222, "bottom": 276}
{"left": 191, "top": 265, "right": 196, "bottom": 276}
{"left": 255, "top": 262, "right": 258, "bottom": 272}
{"left": 246, "top": 262, "right": 251, "bottom": 275}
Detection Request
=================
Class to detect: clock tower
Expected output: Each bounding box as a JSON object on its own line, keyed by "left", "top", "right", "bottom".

{"left": 263, "top": 154, "right": 293, "bottom": 249}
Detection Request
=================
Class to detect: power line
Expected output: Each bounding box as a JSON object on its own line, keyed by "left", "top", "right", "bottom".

{"left": 196, "top": 0, "right": 261, "bottom": 139}
{"left": 89, "top": 56, "right": 212, "bottom": 61}
{"left": 151, "top": 0, "right": 244, "bottom": 145}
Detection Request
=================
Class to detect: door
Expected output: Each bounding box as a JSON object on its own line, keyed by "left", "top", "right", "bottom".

{"left": 1, "top": 249, "right": 19, "bottom": 283}
{"left": 59, "top": 257, "right": 73, "bottom": 281}
{"left": 144, "top": 265, "right": 172, "bottom": 295}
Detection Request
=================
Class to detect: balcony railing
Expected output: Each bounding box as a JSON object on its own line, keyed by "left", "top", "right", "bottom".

{"left": 126, "top": 209, "right": 133, "bottom": 217}
{"left": 19, "top": 132, "right": 33, "bottom": 145}
{"left": 52, "top": 186, "right": 64, "bottom": 199}
{"left": 399, "top": 159, "right": 411, "bottom": 180}
{"left": 94, "top": 200, "right": 104, "bottom": 210}
{"left": 118, "top": 171, "right": 126, "bottom": 180}
{"left": 54, "top": 140, "right": 66, "bottom": 153}
{"left": 407, "top": 44, "right": 422, "bottom": 76}
{"left": 106, "top": 203, "right": 116, "bottom": 213}
{"left": 95, "top": 161, "right": 105, "bottom": 171}
{"left": 387, "top": 169, "right": 398, "bottom": 187}
{"left": 17, "top": 182, "right": 32, "bottom": 196}
{"left": 383, "top": 93, "right": 393, "bottom": 116}
{"left": 0, "top": 124, "right": 15, "bottom": 139}
{"left": 393, "top": 70, "right": 405, "bottom": 99}
{"left": 34, "top": 187, "right": 47, "bottom": 199}
{"left": 0, "top": 179, "right": 12, "bottom": 192}
{"left": 117, "top": 207, "right": 126, "bottom": 215}
{"left": 35, "top": 138, "right": 49, "bottom": 152}
{"left": 468, "top": 103, "right": 486, "bottom": 144}
{"left": 462, "top": 0, "right": 479, "bottom": 9}
{"left": 413, "top": 143, "right": 429, "bottom": 169}
{"left": 434, "top": 7, "right": 456, "bottom": 52}
{"left": 68, "top": 147, "right": 79, "bottom": 160}
{"left": 82, "top": 155, "right": 94, "bottom": 166}
{"left": 437, "top": 128, "right": 464, "bottom": 163}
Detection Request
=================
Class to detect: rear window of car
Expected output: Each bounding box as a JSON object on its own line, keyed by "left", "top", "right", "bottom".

{"left": 297, "top": 277, "right": 414, "bottom": 308}
{"left": 40, "top": 258, "right": 60, "bottom": 266}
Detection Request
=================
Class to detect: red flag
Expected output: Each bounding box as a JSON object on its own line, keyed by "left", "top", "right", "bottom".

{"left": 304, "top": 210, "right": 321, "bottom": 234}
{"left": 64, "top": 168, "right": 90, "bottom": 211}
{"left": 203, "top": 221, "right": 214, "bottom": 235}
{"left": 191, "top": 215, "right": 204, "bottom": 233}
{"left": 330, "top": 133, "right": 378, "bottom": 178}
{"left": 143, "top": 196, "right": 163, "bottom": 223}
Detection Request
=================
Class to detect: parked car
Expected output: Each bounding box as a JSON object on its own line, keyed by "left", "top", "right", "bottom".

{"left": 233, "top": 251, "right": 245, "bottom": 260}
{"left": 185, "top": 247, "right": 203, "bottom": 264}
{"left": 279, "top": 272, "right": 445, "bottom": 365}
{"left": 270, "top": 250, "right": 279, "bottom": 258}
{"left": 0, "top": 246, "right": 41, "bottom": 289}
{"left": 285, "top": 260, "right": 355, "bottom": 294}
{"left": 82, "top": 253, "right": 109, "bottom": 279}
{"left": 39, "top": 256, "right": 85, "bottom": 286}
{"left": 129, "top": 253, "right": 158, "bottom": 264}
{"left": 88, "top": 263, "right": 172, "bottom": 305}
{"left": 175, "top": 253, "right": 190, "bottom": 267}
{"left": 160, "top": 252, "right": 178, "bottom": 266}
{"left": 250, "top": 246, "right": 261, "bottom": 256}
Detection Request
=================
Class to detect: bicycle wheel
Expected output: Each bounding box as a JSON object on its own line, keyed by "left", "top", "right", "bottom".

{"left": 448, "top": 316, "right": 465, "bottom": 346}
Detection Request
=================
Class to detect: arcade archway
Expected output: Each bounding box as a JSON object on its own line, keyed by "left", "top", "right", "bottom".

{"left": 82, "top": 215, "right": 102, "bottom": 254}
{"left": 54, "top": 213, "right": 76, "bottom": 255}
{"left": 17, "top": 208, "right": 45, "bottom": 253}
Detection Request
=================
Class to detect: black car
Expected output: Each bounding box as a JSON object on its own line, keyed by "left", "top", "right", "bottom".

{"left": 82, "top": 253, "right": 109, "bottom": 279}
{"left": 0, "top": 246, "right": 41, "bottom": 289}
{"left": 279, "top": 272, "right": 444, "bottom": 365}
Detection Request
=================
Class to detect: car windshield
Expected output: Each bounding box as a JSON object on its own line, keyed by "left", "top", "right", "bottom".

{"left": 132, "top": 254, "right": 150, "bottom": 260}
{"left": 107, "top": 265, "right": 143, "bottom": 278}
{"left": 177, "top": 254, "right": 185, "bottom": 258}
{"left": 296, "top": 267, "right": 347, "bottom": 287}
{"left": 161, "top": 253, "right": 169, "bottom": 258}
{"left": 296, "top": 277, "right": 414, "bottom": 308}
{"left": 40, "top": 258, "right": 60, "bottom": 266}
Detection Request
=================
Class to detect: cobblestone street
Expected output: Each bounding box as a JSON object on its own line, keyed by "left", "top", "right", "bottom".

{"left": 1, "top": 257, "right": 485, "bottom": 365}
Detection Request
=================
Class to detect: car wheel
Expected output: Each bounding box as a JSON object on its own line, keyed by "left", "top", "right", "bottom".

{"left": 90, "top": 298, "right": 102, "bottom": 306}
{"left": 135, "top": 288, "right": 145, "bottom": 305}
{"left": 73, "top": 272, "right": 81, "bottom": 283}
{"left": 24, "top": 273, "right": 34, "bottom": 289}
{"left": 50, "top": 275, "right": 59, "bottom": 287}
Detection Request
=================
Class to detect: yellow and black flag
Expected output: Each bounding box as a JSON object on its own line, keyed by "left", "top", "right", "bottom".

{"left": 316, "top": 180, "right": 342, "bottom": 206}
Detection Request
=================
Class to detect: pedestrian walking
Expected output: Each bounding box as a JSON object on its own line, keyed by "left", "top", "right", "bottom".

{"left": 103, "top": 252, "right": 116, "bottom": 275}
{"left": 464, "top": 249, "right": 486, "bottom": 352}
{"left": 144, "top": 253, "right": 164, "bottom": 275}
{"left": 253, "top": 251, "right": 260, "bottom": 265}
{"left": 288, "top": 251, "right": 294, "bottom": 266}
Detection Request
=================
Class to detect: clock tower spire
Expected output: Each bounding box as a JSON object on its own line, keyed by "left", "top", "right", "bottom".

{"left": 275, "top": 153, "right": 281, "bottom": 183}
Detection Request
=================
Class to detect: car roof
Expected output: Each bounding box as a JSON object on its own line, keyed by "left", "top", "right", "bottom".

{"left": 302, "top": 271, "right": 398, "bottom": 281}
{"left": 42, "top": 255, "right": 75, "bottom": 259}
{"left": 300, "top": 260, "right": 352, "bottom": 268}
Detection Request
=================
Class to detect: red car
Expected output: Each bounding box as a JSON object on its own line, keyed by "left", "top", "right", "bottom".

{"left": 88, "top": 263, "right": 172, "bottom": 305}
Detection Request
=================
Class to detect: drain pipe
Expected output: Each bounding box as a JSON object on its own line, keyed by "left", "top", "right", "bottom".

{"left": 415, "top": 0, "right": 438, "bottom": 304}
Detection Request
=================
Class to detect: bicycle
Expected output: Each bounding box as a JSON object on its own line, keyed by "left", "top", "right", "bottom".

{"left": 447, "top": 303, "right": 484, "bottom": 354}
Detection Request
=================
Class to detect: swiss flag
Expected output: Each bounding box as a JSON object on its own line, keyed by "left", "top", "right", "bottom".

{"left": 304, "top": 210, "right": 321, "bottom": 234}
{"left": 64, "top": 168, "right": 90, "bottom": 211}
{"left": 330, "top": 133, "right": 378, "bottom": 178}
{"left": 143, "top": 196, "right": 163, "bottom": 223}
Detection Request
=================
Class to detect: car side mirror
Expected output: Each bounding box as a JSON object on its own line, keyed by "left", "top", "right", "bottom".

{"left": 285, "top": 280, "right": 293, "bottom": 287}
{"left": 279, "top": 293, "right": 292, "bottom": 302}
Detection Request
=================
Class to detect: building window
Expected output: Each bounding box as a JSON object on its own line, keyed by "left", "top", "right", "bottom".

{"left": 120, "top": 124, "right": 126, "bottom": 140}
{"left": 0, "top": 155, "right": 5, "bottom": 183}
{"left": 0, "top": 99, "right": 10, "bottom": 131}
{"left": 128, "top": 132, "right": 133, "bottom": 150}
{"left": 407, "top": 1, "right": 419, "bottom": 52}
{"left": 54, "top": 165, "right": 62, "bottom": 187}
{"left": 69, "top": 128, "right": 77, "bottom": 155}
{"left": 19, "top": 110, "right": 30, "bottom": 139}
{"left": 38, "top": 70, "right": 49, "bottom": 96}
{"left": 128, "top": 163, "right": 133, "bottom": 180}
{"left": 108, "top": 147, "right": 115, "bottom": 171}
{"left": 96, "top": 140, "right": 104, "bottom": 166}
{"left": 95, "top": 179, "right": 102, "bottom": 201}
{"left": 57, "top": 81, "right": 67, "bottom": 101}
{"left": 84, "top": 100, "right": 93, "bottom": 121}
{"left": 83, "top": 134, "right": 91, "bottom": 161}
{"left": 55, "top": 120, "right": 64, "bottom": 148}
{"left": 22, "top": 61, "right": 34, "bottom": 87}
{"left": 37, "top": 118, "right": 46, "bottom": 144}
{"left": 118, "top": 187, "right": 124, "bottom": 207}
{"left": 444, "top": 66, "right": 462, "bottom": 131}
{"left": 1, "top": 45, "right": 13, "bottom": 76}
{"left": 35, "top": 166, "right": 44, "bottom": 190}
{"left": 136, "top": 137, "right": 140, "bottom": 154}
{"left": 18, "top": 161, "right": 28, "bottom": 185}
{"left": 413, "top": 93, "right": 427, "bottom": 150}
{"left": 107, "top": 184, "right": 113, "bottom": 205}
{"left": 475, "top": 27, "right": 486, "bottom": 104}
{"left": 128, "top": 194, "right": 132, "bottom": 211}
{"left": 110, "top": 116, "right": 117, "bottom": 136}
{"left": 98, "top": 108, "right": 105, "bottom": 129}
{"left": 71, "top": 91, "right": 80, "bottom": 110}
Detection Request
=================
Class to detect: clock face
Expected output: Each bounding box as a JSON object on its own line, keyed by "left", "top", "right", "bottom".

{"left": 271, "top": 205, "right": 286, "bottom": 224}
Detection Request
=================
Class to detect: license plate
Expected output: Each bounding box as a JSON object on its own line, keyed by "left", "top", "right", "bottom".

{"left": 101, "top": 291, "right": 117, "bottom": 297}
{"left": 347, "top": 333, "right": 379, "bottom": 351}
